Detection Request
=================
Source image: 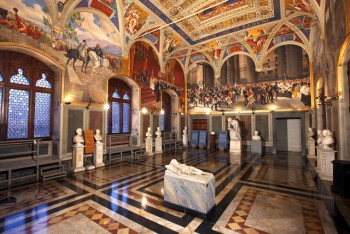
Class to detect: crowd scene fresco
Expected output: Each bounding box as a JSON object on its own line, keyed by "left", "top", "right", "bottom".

{"left": 187, "top": 77, "right": 311, "bottom": 112}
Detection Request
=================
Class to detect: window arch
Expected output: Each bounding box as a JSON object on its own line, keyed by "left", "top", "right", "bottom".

{"left": 108, "top": 78, "right": 132, "bottom": 134}
{"left": 161, "top": 92, "right": 172, "bottom": 131}
{"left": 0, "top": 51, "right": 54, "bottom": 140}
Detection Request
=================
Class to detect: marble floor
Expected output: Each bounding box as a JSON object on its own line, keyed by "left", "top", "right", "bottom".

{"left": 0, "top": 149, "right": 349, "bottom": 233}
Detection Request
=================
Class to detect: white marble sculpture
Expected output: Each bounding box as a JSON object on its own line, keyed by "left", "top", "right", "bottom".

{"left": 228, "top": 118, "right": 241, "bottom": 140}
{"left": 94, "top": 129, "right": 102, "bottom": 143}
{"left": 182, "top": 126, "right": 188, "bottom": 147}
{"left": 155, "top": 127, "right": 162, "bottom": 138}
{"left": 146, "top": 127, "right": 152, "bottom": 138}
{"left": 252, "top": 131, "right": 261, "bottom": 140}
{"left": 321, "top": 129, "right": 334, "bottom": 149}
{"left": 165, "top": 159, "right": 206, "bottom": 176}
{"left": 73, "top": 128, "right": 84, "bottom": 146}
{"left": 307, "top": 127, "right": 314, "bottom": 140}
{"left": 317, "top": 129, "right": 324, "bottom": 145}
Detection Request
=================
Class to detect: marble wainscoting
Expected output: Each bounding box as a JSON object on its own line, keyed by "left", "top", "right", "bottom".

{"left": 164, "top": 170, "right": 215, "bottom": 219}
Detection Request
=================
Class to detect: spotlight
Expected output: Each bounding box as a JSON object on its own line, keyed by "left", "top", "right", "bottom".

{"left": 103, "top": 103, "right": 110, "bottom": 110}
{"left": 141, "top": 107, "right": 147, "bottom": 114}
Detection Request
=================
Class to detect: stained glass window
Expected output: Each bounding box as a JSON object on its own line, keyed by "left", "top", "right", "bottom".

{"left": 34, "top": 92, "right": 51, "bottom": 137}
{"left": 161, "top": 114, "right": 165, "bottom": 131}
{"left": 0, "top": 74, "right": 3, "bottom": 82}
{"left": 123, "top": 103, "right": 130, "bottom": 133}
{"left": 8, "top": 89, "right": 29, "bottom": 139}
{"left": 112, "top": 89, "right": 121, "bottom": 98}
{"left": 0, "top": 88, "right": 2, "bottom": 118}
{"left": 36, "top": 74, "right": 52, "bottom": 88}
{"left": 123, "top": 91, "right": 130, "bottom": 100}
{"left": 10, "top": 69, "right": 30, "bottom": 85}
{"left": 112, "top": 102, "right": 121, "bottom": 133}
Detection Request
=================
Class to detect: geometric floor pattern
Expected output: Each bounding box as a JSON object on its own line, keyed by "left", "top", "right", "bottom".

{"left": 0, "top": 149, "right": 346, "bottom": 233}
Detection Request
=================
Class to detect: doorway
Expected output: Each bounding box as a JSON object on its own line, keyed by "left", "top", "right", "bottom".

{"left": 276, "top": 118, "right": 302, "bottom": 152}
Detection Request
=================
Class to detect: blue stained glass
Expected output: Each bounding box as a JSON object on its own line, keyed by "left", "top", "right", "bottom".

{"left": 34, "top": 92, "right": 51, "bottom": 137}
{"left": 161, "top": 114, "right": 165, "bottom": 131}
{"left": 123, "top": 103, "right": 130, "bottom": 133}
{"left": 0, "top": 74, "right": 3, "bottom": 82}
{"left": 0, "top": 88, "right": 2, "bottom": 118}
{"left": 112, "top": 102, "right": 121, "bottom": 133}
{"left": 10, "top": 69, "right": 30, "bottom": 85}
{"left": 8, "top": 89, "right": 29, "bottom": 139}
{"left": 112, "top": 89, "right": 121, "bottom": 98}
{"left": 36, "top": 74, "right": 52, "bottom": 88}
{"left": 123, "top": 91, "right": 130, "bottom": 100}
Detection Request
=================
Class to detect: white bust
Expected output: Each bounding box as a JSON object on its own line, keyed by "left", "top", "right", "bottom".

{"left": 228, "top": 117, "right": 241, "bottom": 140}
{"left": 183, "top": 126, "right": 187, "bottom": 135}
{"left": 73, "top": 128, "right": 84, "bottom": 146}
{"left": 252, "top": 131, "right": 261, "bottom": 140}
{"left": 317, "top": 129, "right": 323, "bottom": 145}
{"left": 321, "top": 129, "right": 334, "bottom": 149}
{"left": 94, "top": 129, "right": 102, "bottom": 143}
{"left": 146, "top": 127, "right": 152, "bottom": 138}
{"left": 155, "top": 127, "right": 161, "bottom": 138}
{"left": 307, "top": 127, "right": 314, "bottom": 141}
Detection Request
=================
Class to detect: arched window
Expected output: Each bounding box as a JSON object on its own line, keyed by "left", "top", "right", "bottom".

{"left": 0, "top": 51, "right": 54, "bottom": 140}
{"left": 108, "top": 78, "right": 131, "bottom": 134}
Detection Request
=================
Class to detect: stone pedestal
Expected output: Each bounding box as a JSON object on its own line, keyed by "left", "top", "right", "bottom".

{"left": 94, "top": 142, "right": 105, "bottom": 168}
{"left": 307, "top": 140, "right": 316, "bottom": 167}
{"left": 145, "top": 137, "right": 154, "bottom": 156}
{"left": 155, "top": 137, "right": 163, "bottom": 154}
{"left": 230, "top": 153, "right": 241, "bottom": 164}
{"left": 319, "top": 148, "right": 336, "bottom": 181}
{"left": 230, "top": 140, "right": 241, "bottom": 153}
{"left": 164, "top": 170, "right": 215, "bottom": 218}
{"left": 251, "top": 140, "right": 262, "bottom": 154}
{"left": 316, "top": 147, "right": 322, "bottom": 172}
{"left": 72, "top": 145, "right": 85, "bottom": 173}
{"left": 183, "top": 134, "right": 188, "bottom": 147}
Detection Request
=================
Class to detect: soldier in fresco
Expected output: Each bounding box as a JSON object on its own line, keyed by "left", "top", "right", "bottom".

{"left": 77, "top": 39, "right": 89, "bottom": 64}
{"left": 93, "top": 44, "right": 104, "bottom": 65}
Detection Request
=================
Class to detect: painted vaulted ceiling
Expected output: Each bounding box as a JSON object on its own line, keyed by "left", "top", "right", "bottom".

{"left": 0, "top": 0, "right": 324, "bottom": 75}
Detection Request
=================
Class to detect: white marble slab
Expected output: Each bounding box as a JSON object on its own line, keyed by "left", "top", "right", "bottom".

{"left": 230, "top": 140, "right": 241, "bottom": 153}
{"left": 164, "top": 170, "right": 215, "bottom": 215}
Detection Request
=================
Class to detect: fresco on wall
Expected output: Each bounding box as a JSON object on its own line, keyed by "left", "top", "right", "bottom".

{"left": 285, "top": 0, "right": 315, "bottom": 16}
{"left": 163, "top": 31, "right": 181, "bottom": 58}
{"left": 289, "top": 16, "right": 311, "bottom": 39}
{"left": 268, "top": 24, "right": 304, "bottom": 48}
{"left": 242, "top": 27, "right": 271, "bottom": 55}
{"left": 187, "top": 46, "right": 311, "bottom": 114}
{"left": 124, "top": 2, "right": 149, "bottom": 37}
{"left": 223, "top": 38, "right": 249, "bottom": 60}
{"left": 200, "top": 39, "right": 223, "bottom": 61}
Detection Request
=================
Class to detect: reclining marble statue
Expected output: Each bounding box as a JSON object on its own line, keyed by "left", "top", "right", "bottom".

{"left": 165, "top": 159, "right": 206, "bottom": 176}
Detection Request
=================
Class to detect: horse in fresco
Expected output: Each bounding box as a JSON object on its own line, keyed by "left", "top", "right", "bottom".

{"left": 88, "top": 50, "right": 110, "bottom": 76}
{"left": 65, "top": 48, "right": 90, "bottom": 73}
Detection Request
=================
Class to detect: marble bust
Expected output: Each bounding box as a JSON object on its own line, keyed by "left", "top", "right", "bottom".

{"left": 317, "top": 129, "right": 324, "bottom": 145}
{"left": 73, "top": 128, "right": 84, "bottom": 146}
{"left": 228, "top": 117, "right": 241, "bottom": 141}
{"left": 252, "top": 131, "right": 261, "bottom": 140}
{"left": 146, "top": 127, "right": 152, "bottom": 138}
{"left": 94, "top": 129, "right": 102, "bottom": 143}
{"left": 307, "top": 127, "right": 314, "bottom": 141}
{"left": 183, "top": 126, "right": 187, "bottom": 135}
{"left": 155, "top": 127, "right": 162, "bottom": 138}
{"left": 165, "top": 159, "right": 205, "bottom": 176}
{"left": 321, "top": 129, "right": 334, "bottom": 149}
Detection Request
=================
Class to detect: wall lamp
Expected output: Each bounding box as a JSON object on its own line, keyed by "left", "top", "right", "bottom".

{"left": 64, "top": 102, "right": 71, "bottom": 105}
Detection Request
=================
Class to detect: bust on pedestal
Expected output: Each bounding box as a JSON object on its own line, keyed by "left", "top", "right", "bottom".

{"left": 251, "top": 131, "right": 262, "bottom": 154}
{"left": 319, "top": 129, "right": 336, "bottom": 181}
{"left": 228, "top": 118, "right": 241, "bottom": 153}
{"left": 145, "top": 127, "right": 154, "bottom": 156}
{"left": 182, "top": 126, "right": 188, "bottom": 147}
{"left": 307, "top": 128, "right": 316, "bottom": 165}
{"left": 72, "top": 128, "right": 85, "bottom": 172}
{"left": 93, "top": 129, "right": 105, "bottom": 168}
{"left": 154, "top": 127, "right": 163, "bottom": 154}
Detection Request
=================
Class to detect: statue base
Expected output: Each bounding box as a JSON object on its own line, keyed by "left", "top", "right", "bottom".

{"left": 86, "top": 165, "right": 95, "bottom": 170}
{"left": 316, "top": 147, "right": 322, "bottom": 173}
{"left": 251, "top": 140, "right": 262, "bottom": 154}
{"left": 94, "top": 143, "right": 105, "bottom": 168}
{"left": 164, "top": 170, "right": 215, "bottom": 219}
{"left": 308, "top": 140, "right": 316, "bottom": 157}
{"left": 72, "top": 145, "right": 85, "bottom": 173}
{"left": 320, "top": 148, "right": 336, "bottom": 181}
{"left": 230, "top": 140, "right": 241, "bottom": 153}
{"left": 145, "top": 138, "right": 154, "bottom": 156}
{"left": 154, "top": 138, "right": 163, "bottom": 154}
{"left": 183, "top": 134, "right": 188, "bottom": 147}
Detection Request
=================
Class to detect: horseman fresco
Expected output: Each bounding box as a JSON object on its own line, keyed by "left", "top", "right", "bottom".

{"left": 93, "top": 44, "right": 103, "bottom": 65}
